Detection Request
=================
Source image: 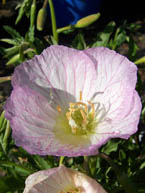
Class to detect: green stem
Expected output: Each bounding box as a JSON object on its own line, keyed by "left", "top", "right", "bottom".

{"left": 2, "top": 120, "right": 11, "bottom": 153}
{"left": 57, "top": 25, "right": 73, "bottom": 33}
{"left": 83, "top": 156, "right": 90, "bottom": 175}
{"left": 3, "top": 121, "right": 11, "bottom": 143}
{"left": 59, "top": 156, "right": 64, "bottom": 166}
{"left": 43, "top": 0, "right": 48, "bottom": 8}
{"left": 98, "top": 152, "right": 137, "bottom": 193}
{"left": 48, "top": 0, "right": 58, "bottom": 43}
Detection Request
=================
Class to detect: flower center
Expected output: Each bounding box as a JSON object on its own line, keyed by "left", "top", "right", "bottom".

{"left": 56, "top": 91, "right": 109, "bottom": 136}
{"left": 65, "top": 100, "right": 97, "bottom": 135}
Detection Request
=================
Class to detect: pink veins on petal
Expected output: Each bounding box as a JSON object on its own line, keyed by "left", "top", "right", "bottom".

{"left": 4, "top": 45, "right": 142, "bottom": 156}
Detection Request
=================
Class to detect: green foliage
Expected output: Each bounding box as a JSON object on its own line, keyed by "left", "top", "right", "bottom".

{"left": 0, "top": 25, "right": 44, "bottom": 66}
{"left": 92, "top": 21, "right": 116, "bottom": 47}
{"left": 15, "top": 0, "right": 33, "bottom": 24}
{"left": 91, "top": 21, "right": 128, "bottom": 50}
{"left": 72, "top": 32, "right": 87, "bottom": 50}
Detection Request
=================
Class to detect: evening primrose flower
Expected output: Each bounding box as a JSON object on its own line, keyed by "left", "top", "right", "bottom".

{"left": 4, "top": 46, "right": 141, "bottom": 156}
{"left": 23, "top": 165, "right": 107, "bottom": 193}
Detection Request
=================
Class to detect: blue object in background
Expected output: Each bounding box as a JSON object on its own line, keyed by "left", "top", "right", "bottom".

{"left": 48, "top": 0, "right": 101, "bottom": 27}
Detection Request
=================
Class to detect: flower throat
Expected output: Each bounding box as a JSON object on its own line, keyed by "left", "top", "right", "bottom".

{"left": 57, "top": 91, "right": 97, "bottom": 135}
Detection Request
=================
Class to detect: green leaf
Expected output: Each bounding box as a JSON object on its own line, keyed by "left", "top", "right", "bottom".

{"left": 0, "top": 176, "right": 24, "bottom": 193}
{"left": 0, "top": 111, "right": 5, "bottom": 132}
{"left": 119, "top": 149, "right": 126, "bottom": 161}
{"left": 111, "top": 27, "right": 127, "bottom": 50}
{"left": 101, "top": 139, "right": 120, "bottom": 155}
{"left": 92, "top": 21, "right": 116, "bottom": 47}
{"left": 128, "top": 36, "right": 138, "bottom": 61}
{"left": 99, "top": 153, "right": 138, "bottom": 193}
{"left": 140, "top": 161, "right": 145, "bottom": 170}
{"left": 72, "top": 33, "right": 86, "bottom": 50}
{"left": 33, "top": 155, "right": 53, "bottom": 170}
{"left": 3, "top": 26, "right": 22, "bottom": 39}
{"left": 0, "top": 116, "right": 7, "bottom": 134}
{"left": 15, "top": 0, "right": 32, "bottom": 24}
{"left": 0, "top": 161, "right": 34, "bottom": 176}
{"left": 115, "top": 30, "right": 126, "bottom": 47}
{"left": 6, "top": 54, "right": 20, "bottom": 65}
{"left": 0, "top": 39, "right": 17, "bottom": 45}
{"left": 135, "top": 56, "right": 145, "bottom": 65}
{"left": 4, "top": 46, "right": 20, "bottom": 57}
{"left": 2, "top": 121, "right": 11, "bottom": 152}
{"left": 34, "top": 37, "right": 45, "bottom": 54}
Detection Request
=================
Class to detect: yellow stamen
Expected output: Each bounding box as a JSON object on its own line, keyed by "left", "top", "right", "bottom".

{"left": 57, "top": 105, "right": 61, "bottom": 113}
{"left": 69, "top": 103, "right": 75, "bottom": 108}
{"left": 77, "top": 102, "right": 88, "bottom": 113}
{"left": 80, "top": 109, "right": 87, "bottom": 125}
{"left": 80, "top": 91, "right": 82, "bottom": 101}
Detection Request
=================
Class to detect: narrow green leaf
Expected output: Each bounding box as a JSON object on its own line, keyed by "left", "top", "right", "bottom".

{"left": 128, "top": 36, "right": 138, "bottom": 61}
{"left": 33, "top": 155, "right": 52, "bottom": 170}
{"left": 99, "top": 153, "right": 137, "bottom": 193}
{"left": 6, "top": 54, "right": 20, "bottom": 65}
{"left": 0, "top": 117, "right": 7, "bottom": 133}
{"left": 0, "top": 39, "right": 17, "bottom": 45}
{"left": 135, "top": 56, "right": 145, "bottom": 65}
{"left": 3, "top": 26, "right": 22, "bottom": 39}
{"left": 140, "top": 161, "right": 145, "bottom": 170}
{"left": 92, "top": 21, "right": 116, "bottom": 47}
{"left": 15, "top": 0, "right": 32, "bottom": 24}
{"left": 4, "top": 46, "right": 20, "bottom": 57}
{"left": 0, "top": 111, "right": 5, "bottom": 131}
{"left": 0, "top": 161, "right": 34, "bottom": 176}
{"left": 101, "top": 140, "right": 120, "bottom": 155}
{"left": 2, "top": 121, "right": 11, "bottom": 152}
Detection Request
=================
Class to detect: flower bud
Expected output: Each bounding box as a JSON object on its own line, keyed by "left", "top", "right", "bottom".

{"left": 74, "top": 13, "right": 100, "bottom": 28}
{"left": 36, "top": 8, "right": 47, "bottom": 31}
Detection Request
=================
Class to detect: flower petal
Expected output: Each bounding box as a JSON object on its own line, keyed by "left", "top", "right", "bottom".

{"left": 23, "top": 165, "right": 107, "bottom": 193}
{"left": 84, "top": 47, "right": 138, "bottom": 120}
{"left": 12, "top": 45, "right": 98, "bottom": 102}
{"left": 93, "top": 90, "right": 142, "bottom": 147}
{"left": 4, "top": 86, "right": 60, "bottom": 155}
{"left": 4, "top": 85, "right": 95, "bottom": 156}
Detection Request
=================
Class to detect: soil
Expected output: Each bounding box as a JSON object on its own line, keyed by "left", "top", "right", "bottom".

{"left": 0, "top": 0, "right": 145, "bottom": 114}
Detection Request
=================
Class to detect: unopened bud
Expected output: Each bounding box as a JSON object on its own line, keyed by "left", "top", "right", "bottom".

{"left": 74, "top": 13, "right": 100, "bottom": 28}
{"left": 37, "top": 8, "right": 47, "bottom": 31}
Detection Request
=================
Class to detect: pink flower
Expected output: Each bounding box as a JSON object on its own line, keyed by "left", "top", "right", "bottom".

{"left": 4, "top": 46, "right": 141, "bottom": 156}
{"left": 23, "top": 165, "right": 107, "bottom": 193}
